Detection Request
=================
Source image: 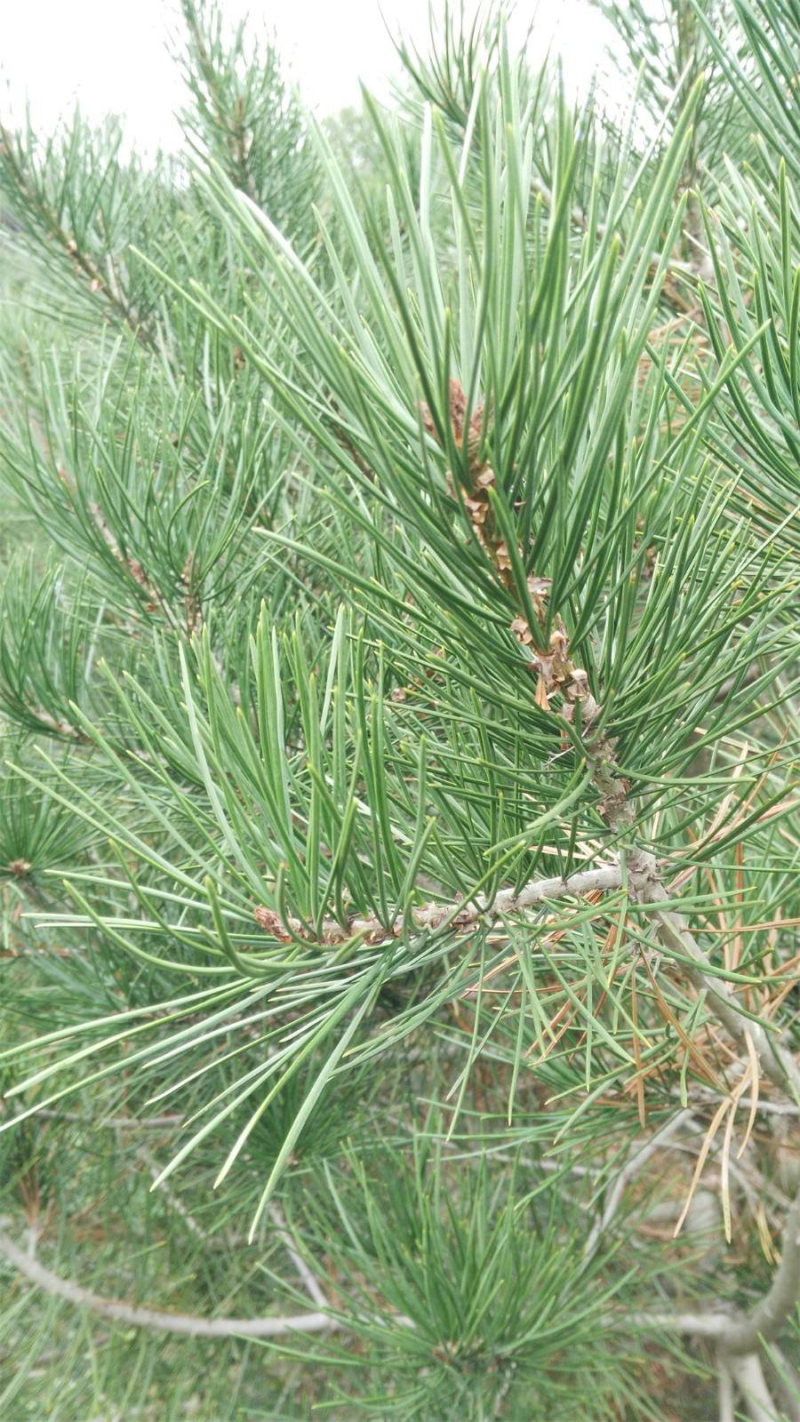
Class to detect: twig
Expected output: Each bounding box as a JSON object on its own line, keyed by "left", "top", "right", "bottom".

{"left": 583, "top": 1108, "right": 694, "bottom": 1258}
{"left": 33, "top": 1110, "right": 186, "bottom": 1128}
{"left": 138, "top": 1147, "right": 209, "bottom": 1242}
{"left": 268, "top": 1203, "right": 329, "bottom": 1310}
{"left": 411, "top": 861, "right": 624, "bottom": 926}
{"left": 624, "top": 1309, "right": 733, "bottom": 1338}
{"left": 678, "top": 1091, "right": 800, "bottom": 1118}
{"left": 718, "top": 1360, "right": 736, "bottom": 1422}
{"left": 726, "top": 1352, "right": 782, "bottom": 1422}
{"left": 491, "top": 1360, "right": 518, "bottom": 1418}
{"left": 0, "top": 1227, "right": 340, "bottom": 1339}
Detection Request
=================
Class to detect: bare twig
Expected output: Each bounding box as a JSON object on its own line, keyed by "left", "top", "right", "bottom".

{"left": 679, "top": 1091, "right": 800, "bottom": 1118}
{"left": 584, "top": 1108, "right": 694, "bottom": 1258}
{"left": 268, "top": 1204, "right": 329, "bottom": 1310}
{"left": 624, "top": 1308, "right": 733, "bottom": 1337}
{"left": 719, "top": 1360, "right": 736, "bottom": 1422}
{"left": 0, "top": 1228, "right": 340, "bottom": 1339}
{"left": 138, "top": 1147, "right": 209, "bottom": 1242}
{"left": 34, "top": 1110, "right": 185, "bottom": 1129}
{"left": 726, "top": 1352, "right": 782, "bottom": 1422}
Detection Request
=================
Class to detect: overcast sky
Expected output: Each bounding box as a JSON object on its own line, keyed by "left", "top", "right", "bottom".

{"left": 2, "top": 1, "right": 617, "bottom": 150}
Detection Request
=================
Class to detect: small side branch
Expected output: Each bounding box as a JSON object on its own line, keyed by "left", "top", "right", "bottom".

{"left": 621, "top": 1309, "right": 733, "bottom": 1338}
{"left": 726, "top": 1353, "right": 783, "bottom": 1422}
{"left": 268, "top": 1203, "right": 329, "bottom": 1310}
{"left": 718, "top": 1360, "right": 736, "bottom": 1422}
{"left": 0, "top": 1228, "right": 339, "bottom": 1339}
{"left": 584, "top": 1108, "right": 694, "bottom": 1258}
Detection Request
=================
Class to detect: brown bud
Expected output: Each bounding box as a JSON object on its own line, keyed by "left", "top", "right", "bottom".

{"left": 447, "top": 379, "right": 468, "bottom": 444}
{"left": 527, "top": 574, "right": 551, "bottom": 598}
{"left": 465, "top": 496, "right": 489, "bottom": 525}
{"left": 465, "top": 403, "right": 485, "bottom": 469}
{"left": 565, "top": 668, "right": 589, "bottom": 700}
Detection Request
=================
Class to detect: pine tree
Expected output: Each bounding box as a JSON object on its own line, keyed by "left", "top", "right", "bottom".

{"left": 0, "top": 3, "right": 798, "bottom": 1418}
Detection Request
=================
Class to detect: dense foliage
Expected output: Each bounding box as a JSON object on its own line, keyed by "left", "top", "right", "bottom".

{"left": 0, "top": 2, "right": 798, "bottom": 1418}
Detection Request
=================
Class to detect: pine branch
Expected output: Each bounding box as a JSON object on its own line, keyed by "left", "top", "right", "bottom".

{"left": 180, "top": 0, "right": 257, "bottom": 201}
{"left": 254, "top": 862, "right": 625, "bottom": 944}
{"left": 1, "top": 8, "right": 798, "bottom": 1413}
{"left": 0, "top": 120, "right": 152, "bottom": 347}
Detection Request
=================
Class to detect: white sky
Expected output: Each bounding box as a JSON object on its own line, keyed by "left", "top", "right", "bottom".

{"left": 1, "top": 0, "right": 618, "bottom": 150}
